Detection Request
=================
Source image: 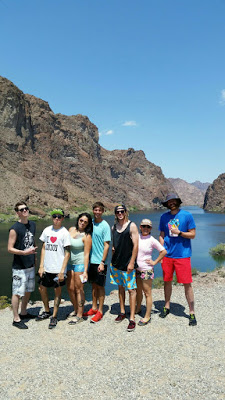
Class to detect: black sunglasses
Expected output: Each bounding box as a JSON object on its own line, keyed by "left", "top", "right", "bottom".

{"left": 116, "top": 210, "right": 125, "bottom": 214}
{"left": 141, "top": 225, "right": 151, "bottom": 228}
{"left": 52, "top": 214, "right": 62, "bottom": 219}
{"left": 18, "top": 207, "right": 29, "bottom": 212}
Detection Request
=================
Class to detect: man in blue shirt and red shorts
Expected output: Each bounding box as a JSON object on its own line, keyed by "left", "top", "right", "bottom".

{"left": 159, "top": 193, "right": 197, "bottom": 326}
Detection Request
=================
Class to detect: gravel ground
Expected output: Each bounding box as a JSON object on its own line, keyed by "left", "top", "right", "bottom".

{"left": 0, "top": 271, "right": 225, "bottom": 400}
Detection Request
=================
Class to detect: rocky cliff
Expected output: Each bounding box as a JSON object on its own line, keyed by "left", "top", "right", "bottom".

{"left": 0, "top": 76, "right": 173, "bottom": 214}
{"left": 168, "top": 178, "right": 205, "bottom": 206}
{"left": 203, "top": 173, "right": 225, "bottom": 212}
{"left": 191, "top": 181, "right": 210, "bottom": 193}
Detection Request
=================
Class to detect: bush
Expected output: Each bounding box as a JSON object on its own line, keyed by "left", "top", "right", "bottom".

{"left": 0, "top": 296, "right": 11, "bottom": 310}
{"left": 153, "top": 277, "right": 164, "bottom": 289}
{"left": 209, "top": 243, "right": 225, "bottom": 257}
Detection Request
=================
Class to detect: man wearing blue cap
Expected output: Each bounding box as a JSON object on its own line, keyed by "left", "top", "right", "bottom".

{"left": 159, "top": 194, "right": 197, "bottom": 326}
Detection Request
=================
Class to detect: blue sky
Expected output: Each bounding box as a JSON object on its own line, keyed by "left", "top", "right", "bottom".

{"left": 1, "top": 0, "right": 225, "bottom": 183}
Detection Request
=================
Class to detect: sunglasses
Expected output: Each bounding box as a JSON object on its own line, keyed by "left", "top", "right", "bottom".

{"left": 52, "top": 214, "right": 62, "bottom": 219}
{"left": 141, "top": 225, "right": 151, "bottom": 228}
{"left": 79, "top": 219, "right": 88, "bottom": 224}
{"left": 116, "top": 210, "right": 125, "bottom": 214}
{"left": 18, "top": 207, "right": 29, "bottom": 212}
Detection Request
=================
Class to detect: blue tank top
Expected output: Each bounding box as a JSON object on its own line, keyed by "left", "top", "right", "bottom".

{"left": 70, "top": 234, "right": 84, "bottom": 265}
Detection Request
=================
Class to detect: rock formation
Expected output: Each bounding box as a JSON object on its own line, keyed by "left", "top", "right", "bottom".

{"left": 203, "top": 173, "right": 225, "bottom": 212}
{"left": 0, "top": 76, "right": 173, "bottom": 214}
{"left": 191, "top": 181, "right": 210, "bottom": 194}
{"left": 168, "top": 178, "right": 204, "bottom": 206}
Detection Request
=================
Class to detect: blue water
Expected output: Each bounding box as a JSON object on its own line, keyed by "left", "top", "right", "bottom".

{"left": 1, "top": 206, "right": 225, "bottom": 300}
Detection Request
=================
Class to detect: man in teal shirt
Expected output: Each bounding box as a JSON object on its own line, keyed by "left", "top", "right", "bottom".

{"left": 83, "top": 202, "right": 111, "bottom": 323}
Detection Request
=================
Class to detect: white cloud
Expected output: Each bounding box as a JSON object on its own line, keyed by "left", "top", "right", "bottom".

{"left": 122, "top": 120, "right": 137, "bottom": 126}
{"left": 219, "top": 89, "right": 225, "bottom": 105}
{"left": 98, "top": 131, "right": 102, "bottom": 136}
{"left": 105, "top": 129, "right": 114, "bottom": 135}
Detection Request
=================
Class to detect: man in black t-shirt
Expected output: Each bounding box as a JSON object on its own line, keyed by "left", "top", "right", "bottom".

{"left": 8, "top": 201, "right": 38, "bottom": 329}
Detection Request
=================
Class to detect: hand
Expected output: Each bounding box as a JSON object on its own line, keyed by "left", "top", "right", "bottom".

{"left": 98, "top": 263, "right": 104, "bottom": 273}
{"left": 38, "top": 267, "right": 44, "bottom": 278}
{"left": 58, "top": 272, "right": 65, "bottom": 282}
{"left": 82, "top": 271, "right": 88, "bottom": 282}
{"left": 24, "top": 246, "right": 38, "bottom": 255}
{"left": 127, "top": 263, "right": 134, "bottom": 273}
{"left": 145, "top": 259, "right": 155, "bottom": 266}
{"left": 170, "top": 227, "right": 180, "bottom": 235}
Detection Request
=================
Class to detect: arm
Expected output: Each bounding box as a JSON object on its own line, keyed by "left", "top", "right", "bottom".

{"left": 111, "top": 226, "right": 115, "bottom": 256}
{"left": 98, "top": 241, "right": 110, "bottom": 272}
{"left": 159, "top": 231, "right": 165, "bottom": 246}
{"left": 127, "top": 223, "right": 139, "bottom": 273}
{"left": 147, "top": 249, "right": 167, "bottom": 266}
{"left": 8, "top": 229, "right": 37, "bottom": 256}
{"left": 38, "top": 243, "right": 46, "bottom": 277}
{"left": 170, "top": 227, "right": 196, "bottom": 239}
{"left": 82, "top": 235, "right": 92, "bottom": 280}
{"left": 58, "top": 245, "right": 71, "bottom": 282}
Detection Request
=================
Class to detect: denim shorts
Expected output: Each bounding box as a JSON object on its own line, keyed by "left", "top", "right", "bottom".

{"left": 110, "top": 266, "right": 137, "bottom": 290}
{"left": 67, "top": 264, "right": 85, "bottom": 273}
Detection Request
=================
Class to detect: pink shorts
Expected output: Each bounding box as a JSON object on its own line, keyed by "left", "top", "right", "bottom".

{"left": 161, "top": 257, "right": 192, "bottom": 284}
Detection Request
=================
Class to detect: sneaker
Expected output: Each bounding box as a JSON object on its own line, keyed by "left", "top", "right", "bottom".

{"left": 138, "top": 318, "right": 151, "bottom": 326}
{"left": 115, "top": 313, "right": 126, "bottom": 323}
{"left": 127, "top": 320, "right": 136, "bottom": 332}
{"left": 90, "top": 310, "right": 103, "bottom": 323}
{"left": 189, "top": 314, "right": 197, "bottom": 326}
{"left": 48, "top": 317, "right": 58, "bottom": 329}
{"left": 35, "top": 311, "right": 51, "bottom": 321}
{"left": 12, "top": 320, "right": 28, "bottom": 329}
{"left": 159, "top": 307, "right": 170, "bottom": 318}
{"left": 19, "top": 312, "right": 36, "bottom": 320}
{"left": 83, "top": 308, "right": 98, "bottom": 317}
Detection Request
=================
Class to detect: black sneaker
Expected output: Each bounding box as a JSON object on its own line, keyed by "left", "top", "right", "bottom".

{"left": 159, "top": 307, "right": 170, "bottom": 318}
{"left": 19, "top": 313, "right": 37, "bottom": 320}
{"left": 48, "top": 317, "right": 58, "bottom": 329}
{"left": 35, "top": 311, "right": 51, "bottom": 321}
{"left": 189, "top": 314, "right": 197, "bottom": 326}
{"left": 12, "top": 320, "right": 28, "bottom": 329}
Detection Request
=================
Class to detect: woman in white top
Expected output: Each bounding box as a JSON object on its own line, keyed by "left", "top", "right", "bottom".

{"left": 136, "top": 219, "right": 167, "bottom": 326}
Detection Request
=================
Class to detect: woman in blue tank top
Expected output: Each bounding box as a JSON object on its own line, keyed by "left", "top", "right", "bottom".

{"left": 67, "top": 213, "right": 93, "bottom": 324}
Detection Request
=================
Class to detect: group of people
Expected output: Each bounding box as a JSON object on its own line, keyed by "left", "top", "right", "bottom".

{"left": 8, "top": 193, "right": 197, "bottom": 332}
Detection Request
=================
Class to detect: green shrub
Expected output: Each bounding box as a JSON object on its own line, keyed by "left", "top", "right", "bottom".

{"left": 0, "top": 296, "right": 11, "bottom": 310}
{"left": 209, "top": 243, "right": 225, "bottom": 257}
{"left": 153, "top": 277, "right": 164, "bottom": 289}
{"left": 191, "top": 268, "right": 199, "bottom": 276}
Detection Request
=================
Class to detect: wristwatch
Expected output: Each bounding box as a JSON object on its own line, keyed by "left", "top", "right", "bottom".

{"left": 178, "top": 231, "right": 182, "bottom": 236}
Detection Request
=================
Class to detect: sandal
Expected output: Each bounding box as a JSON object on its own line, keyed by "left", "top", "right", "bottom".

{"left": 68, "top": 316, "right": 84, "bottom": 325}
{"left": 138, "top": 318, "right": 151, "bottom": 326}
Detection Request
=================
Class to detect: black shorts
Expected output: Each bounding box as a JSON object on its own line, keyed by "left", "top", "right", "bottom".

{"left": 38, "top": 272, "right": 66, "bottom": 288}
{"left": 88, "top": 263, "right": 107, "bottom": 287}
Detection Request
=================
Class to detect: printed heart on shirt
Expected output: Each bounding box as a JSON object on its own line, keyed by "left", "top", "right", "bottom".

{"left": 50, "top": 237, "right": 57, "bottom": 243}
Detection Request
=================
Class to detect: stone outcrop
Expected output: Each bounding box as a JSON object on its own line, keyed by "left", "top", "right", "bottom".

{"left": 191, "top": 181, "right": 210, "bottom": 194}
{"left": 0, "top": 76, "right": 173, "bottom": 214}
{"left": 203, "top": 173, "right": 225, "bottom": 212}
{"left": 168, "top": 178, "right": 205, "bottom": 206}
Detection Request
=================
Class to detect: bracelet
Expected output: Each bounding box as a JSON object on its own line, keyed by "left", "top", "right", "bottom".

{"left": 100, "top": 261, "right": 105, "bottom": 265}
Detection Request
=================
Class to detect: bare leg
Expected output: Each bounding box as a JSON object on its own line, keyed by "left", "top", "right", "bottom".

{"left": 128, "top": 289, "right": 136, "bottom": 321}
{"left": 74, "top": 272, "right": 85, "bottom": 318}
{"left": 12, "top": 294, "right": 20, "bottom": 322}
{"left": 136, "top": 277, "right": 143, "bottom": 313}
{"left": 20, "top": 292, "right": 31, "bottom": 315}
{"left": 92, "top": 283, "right": 98, "bottom": 311}
{"left": 98, "top": 285, "right": 105, "bottom": 314}
{"left": 53, "top": 286, "right": 62, "bottom": 318}
{"left": 38, "top": 285, "right": 50, "bottom": 312}
{"left": 66, "top": 271, "right": 78, "bottom": 313}
{"left": 184, "top": 283, "right": 195, "bottom": 314}
{"left": 118, "top": 285, "right": 125, "bottom": 314}
{"left": 142, "top": 280, "right": 152, "bottom": 321}
{"left": 164, "top": 281, "right": 172, "bottom": 309}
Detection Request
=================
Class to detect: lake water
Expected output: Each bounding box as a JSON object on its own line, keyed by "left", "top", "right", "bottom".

{"left": 1, "top": 206, "right": 225, "bottom": 301}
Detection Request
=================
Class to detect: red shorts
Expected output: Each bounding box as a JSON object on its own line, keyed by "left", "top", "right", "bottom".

{"left": 161, "top": 257, "right": 192, "bottom": 284}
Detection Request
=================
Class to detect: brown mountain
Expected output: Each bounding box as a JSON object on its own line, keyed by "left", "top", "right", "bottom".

{"left": 0, "top": 76, "right": 173, "bottom": 215}
{"left": 168, "top": 178, "right": 204, "bottom": 206}
{"left": 203, "top": 173, "right": 225, "bottom": 212}
{"left": 191, "top": 181, "right": 210, "bottom": 194}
